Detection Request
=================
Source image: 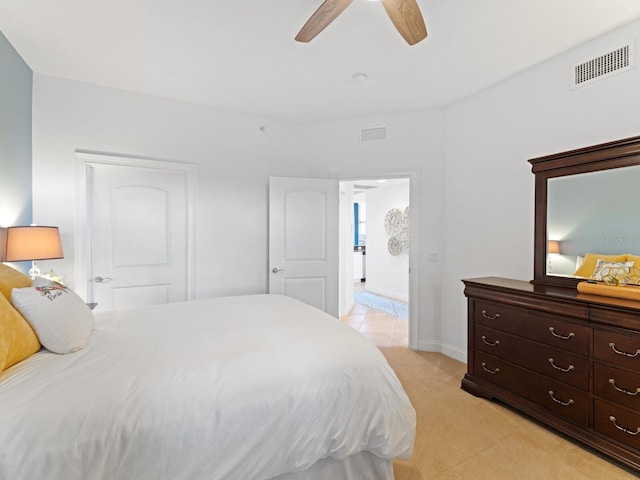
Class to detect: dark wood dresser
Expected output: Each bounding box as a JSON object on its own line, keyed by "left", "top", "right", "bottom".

{"left": 462, "top": 276, "right": 640, "bottom": 472}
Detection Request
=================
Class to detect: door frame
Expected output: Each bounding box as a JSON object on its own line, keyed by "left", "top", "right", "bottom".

{"left": 74, "top": 150, "right": 197, "bottom": 303}
{"left": 337, "top": 169, "right": 419, "bottom": 351}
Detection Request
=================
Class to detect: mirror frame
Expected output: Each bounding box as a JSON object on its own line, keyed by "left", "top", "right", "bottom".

{"left": 529, "top": 134, "right": 640, "bottom": 288}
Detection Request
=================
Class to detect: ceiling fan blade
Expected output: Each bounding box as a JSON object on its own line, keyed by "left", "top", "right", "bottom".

{"left": 295, "top": 0, "right": 353, "bottom": 42}
{"left": 380, "top": 0, "right": 427, "bottom": 45}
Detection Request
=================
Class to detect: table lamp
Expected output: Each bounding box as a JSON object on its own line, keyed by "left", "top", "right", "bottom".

{"left": 4, "top": 226, "right": 64, "bottom": 278}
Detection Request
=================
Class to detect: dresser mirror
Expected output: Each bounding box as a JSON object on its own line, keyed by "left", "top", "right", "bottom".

{"left": 546, "top": 165, "right": 640, "bottom": 276}
{"left": 529, "top": 135, "right": 640, "bottom": 287}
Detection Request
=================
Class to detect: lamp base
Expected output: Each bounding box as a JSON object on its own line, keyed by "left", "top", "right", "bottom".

{"left": 29, "top": 261, "right": 41, "bottom": 279}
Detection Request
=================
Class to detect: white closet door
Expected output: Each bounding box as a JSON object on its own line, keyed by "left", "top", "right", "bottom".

{"left": 89, "top": 165, "right": 189, "bottom": 309}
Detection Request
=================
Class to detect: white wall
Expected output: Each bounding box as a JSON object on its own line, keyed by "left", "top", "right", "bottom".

{"left": 30, "top": 19, "right": 640, "bottom": 362}
{"left": 300, "top": 111, "right": 445, "bottom": 351}
{"left": 31, "top": 77, "right": 445, "bottom": 355}
{"left": 31, "top": 75, "right": 313, "bottom": 297}
{"left": 364, "top": 181, "right": 410, "bottom": 301}
{"left": 441, "top": 19, "right": 640, "bottom": 361}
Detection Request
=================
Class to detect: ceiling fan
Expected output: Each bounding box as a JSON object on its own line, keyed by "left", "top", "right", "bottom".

{"left": 295, "top": 0, "right": 427, "bottom": 46}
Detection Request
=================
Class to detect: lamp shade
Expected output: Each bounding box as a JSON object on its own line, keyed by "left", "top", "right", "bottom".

{"left": 4, "top": 226, "right": 64, "bottom": 262}
{"left": 547, "top": 240, "right": 560, "bottom": 255}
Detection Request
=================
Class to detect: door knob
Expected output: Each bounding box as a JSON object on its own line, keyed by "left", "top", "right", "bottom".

{"left": 94, "top": 276, "right": 113, "bottom": 283}
{"left": 271, "top": 268, "right": 285, "bottom": 274}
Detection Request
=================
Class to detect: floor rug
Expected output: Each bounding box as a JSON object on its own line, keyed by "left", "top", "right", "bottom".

{"left": 354, "top": 291, "right": 408, "bottom": 320}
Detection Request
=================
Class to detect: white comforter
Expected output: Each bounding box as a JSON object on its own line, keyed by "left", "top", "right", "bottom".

{"left": 0, "top": 294, "right": 415, "bottom": 480}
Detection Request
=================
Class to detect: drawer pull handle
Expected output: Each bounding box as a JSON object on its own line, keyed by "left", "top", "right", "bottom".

{"left": 481, "top": 362, "right": 500, "bottom": 375}
{"left": 548, "top": 390, "right": 574, "bottom": 407}
{"left": 548, "top": 326, "right": 575, "bottom": 340}
{"left": 609, "top": 416, "right": 640, "bottom": 436}
{"left": 609, "top": 342, "right": 640, "bottom": 358}
{"left": 481, "top": 336, "right": 500, "bottom": 347}
{"left": 609, "top": 378, "right": 640, "bottom": 396}
{"left": 548, "top": 358, "right": 575, "bottom": 373}
{"left": 481, "top": 310, "right": 500, "bottom": 320}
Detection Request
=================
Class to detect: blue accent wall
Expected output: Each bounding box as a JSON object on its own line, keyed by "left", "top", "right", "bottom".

{"left": 353, "top": 203, "right": 359, "bottom": 246}
{"left": 0, "top": 30, "right": 32, "bottom": 270}
{"left": 0, "top": 30, "right": 32, "bottom": 229}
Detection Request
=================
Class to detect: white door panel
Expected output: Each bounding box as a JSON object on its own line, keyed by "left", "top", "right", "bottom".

{"left": 269, "top": 176, "right": 338, "bottom": 317}
{"left": 111, "top": 185, "right": 169, "bottom": 266}
{"left": 284, "top": 189, "right": 327, "bottom": 260}
{"left": 112, "top": 284, "right": 170, "bottom": 309}
{"left": 90, "top": 166, "right": 188, "bottom": 309}
{"left": 282, "top": 277, "right": 327, "bottom": 312}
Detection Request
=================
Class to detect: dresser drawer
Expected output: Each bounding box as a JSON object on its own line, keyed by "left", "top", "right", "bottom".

{"left": 594, "top": 363, "right": 640, "bottom": 410}
{"left": 474, "top": 301, "right": 590, "bottom": 355}
{"left": 594, "top": 330, "right": 640, "bottom": 371}
{"left": 474, "top": 351, "right": 590, "bottom": 426}
{"left": 595, "top": 399, "right": 640, "bottom": 451}
{"left": 475, "top": 325, "right": 589, "bottom": 390}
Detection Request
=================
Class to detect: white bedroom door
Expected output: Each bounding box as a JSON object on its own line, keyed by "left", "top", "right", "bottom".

{"left": 88, "top": 165, "right": 190, "bottom": 309}
{"left": 269, "top": 176, "right": 339, "bottom": 317}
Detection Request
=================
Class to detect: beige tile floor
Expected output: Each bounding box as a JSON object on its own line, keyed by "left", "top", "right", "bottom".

{"left": 340, "top": 287, "right": 408, "bottom": 347}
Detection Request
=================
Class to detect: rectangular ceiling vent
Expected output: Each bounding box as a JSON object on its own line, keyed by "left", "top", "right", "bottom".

{"left": 361, "top": 126, "right": 387, "bottom": 142}
{"left": 573, "top": 44, "right": 634, "bottom": 88}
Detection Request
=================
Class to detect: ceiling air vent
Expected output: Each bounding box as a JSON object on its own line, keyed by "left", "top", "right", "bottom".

{"left": 573, "top": 44, "right": 633, "bottom": 88}
{"left": 361, "top": 127, "right": 387, "bottom": 142}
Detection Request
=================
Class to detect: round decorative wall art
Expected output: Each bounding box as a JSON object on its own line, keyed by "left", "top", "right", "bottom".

{"left": 384, "top": 208, "right": 404, "bottom": 236}
{"left": 388, "top": 237, "right": 402, "bottom": 256}
{"left": 397, "top": 231, "right": 409, "bottom": 253}
{"left": 385, "top": 206, "right": 410, "bottom": 256}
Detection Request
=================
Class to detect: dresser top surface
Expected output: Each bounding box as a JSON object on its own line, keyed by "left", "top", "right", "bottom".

{"left": 463, "top": 276, "right": 640, "bottom": 312}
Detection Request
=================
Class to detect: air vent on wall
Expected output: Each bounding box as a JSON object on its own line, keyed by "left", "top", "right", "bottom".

{"left": 361, "top": 127, "right": 387, "bottom": 142}
{"left": 573, "top": 44, "right": 633, "bottom": 88}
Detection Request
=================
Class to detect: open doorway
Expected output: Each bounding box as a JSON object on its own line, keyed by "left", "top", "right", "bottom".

{"left": 339, "top": 178, "right": 410, "bottom": 347}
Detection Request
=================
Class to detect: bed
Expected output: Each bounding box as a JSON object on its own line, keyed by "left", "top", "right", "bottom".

{"left": 0, "top": 270, "right": 415, "bottom": 480}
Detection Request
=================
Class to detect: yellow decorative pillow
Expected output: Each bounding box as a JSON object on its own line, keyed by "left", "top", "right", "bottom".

{"left": 573, "top": 253, "right": 628, "bottom": 278}
{"left": 626, "top": 255, "right": 640, "bottom": 285}
{"left": 0, "top": 263, "right": 32, "bottom": 302}
{"left": 626, "top": 254, "right": 640, "bottom": 266}
{"left": 0, "top": 292, "right": 40, "bottom": 372}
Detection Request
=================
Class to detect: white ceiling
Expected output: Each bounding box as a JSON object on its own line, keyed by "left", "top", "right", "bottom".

{"left": 2, "top": 0, "right": 640, "bottom": 123}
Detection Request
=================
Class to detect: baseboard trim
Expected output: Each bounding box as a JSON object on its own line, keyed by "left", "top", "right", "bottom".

{"left": 415, "top": 340, "right": 467, "bottom": 364}
{"left": 441, "top": 343, "right": 467, "bottom": 364}
{"left": 416, "top": 340, "right": 440, "bottom": 352}
{"left": 365, "top": 286, "right": 408, "bottom": 303}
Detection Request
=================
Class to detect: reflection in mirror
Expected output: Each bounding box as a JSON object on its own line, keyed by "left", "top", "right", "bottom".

{"left": 546, "top": 164, "right": 640, "bottom": 276}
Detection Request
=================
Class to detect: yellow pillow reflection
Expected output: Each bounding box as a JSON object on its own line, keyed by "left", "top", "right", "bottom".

{"left": 573, "top": 253, "right": 628, "bottom": 278}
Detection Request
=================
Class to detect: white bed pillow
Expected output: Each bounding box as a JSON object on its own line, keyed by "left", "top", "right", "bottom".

{"left": 11, "top": 278, "right": 95, "bottom": 354}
